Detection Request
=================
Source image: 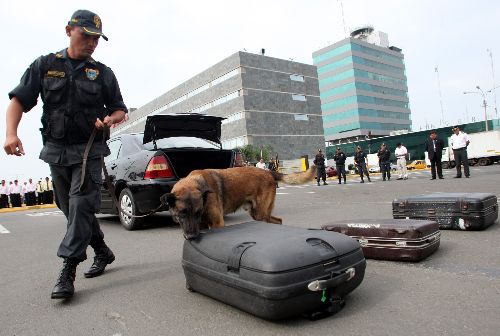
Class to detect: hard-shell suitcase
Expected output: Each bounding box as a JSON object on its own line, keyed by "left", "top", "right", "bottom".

{"left": 322, "top": 219, "right": 440, "bottom": 261}
{"left": 393, "top": 193, "right": 498, "bottom": 230}
{"left": 182, "top": 222, "right": 366, "bottom": 320}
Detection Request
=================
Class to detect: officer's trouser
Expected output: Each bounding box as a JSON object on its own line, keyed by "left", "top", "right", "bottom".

{"left": 397, "top": 157, "right": 407, "bottom": 178}
{"left": 357, "top": 163, "right": 370, "bottom": 180}
{"left": 380, "top": 161, "right": 391, "bottom": 180}
{"left": 0, "top": 194, "right": 8, "bottom": 208}
{"left": 453, "top": 148, "right": 470, "bottom": 177}
{"left": 336, "top": 165, "right": 346, "bottom": 182}
{"left": 10, "top": 193, "right": 22, "bottom": 207}
{"left": 50, "top": 159, "right": 105, "bottom": 262}
{"left": 316, "top": 166, "right": 326, "bottom": 183}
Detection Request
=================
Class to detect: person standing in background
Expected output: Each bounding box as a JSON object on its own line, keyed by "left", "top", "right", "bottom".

{"left": 313, "top": 149, "right": 327, "bottom": 186}
{"left": 255, "top": 158, "right": 267, "bottom": 169}
{"left": 425, "top": 130, "right": 445, "bottom": 180}
{"left": 450, "top": 126, "right": 470, "bottom": 178}
{"left": 377, "top": 143, "right": 391, "bottom": 181}
{"left": 333, "top": 147, "right": 347, "bottom": 184}
{"left": 9, "top": 180, "right": 22, "bottom": 207}
{"left": 36, "top": 179, "right": 44, "bottom": 205}
{"left": 395, "top": 143, "right": 408, "bottom": 180}
{"left": 354, "top": 146, "right": 371, "bottom": 183}
{"left": 0, "top": 180, "right": 9, "bottom": 208}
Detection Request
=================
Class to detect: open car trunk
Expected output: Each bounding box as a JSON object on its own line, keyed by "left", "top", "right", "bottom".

{"left": 162, "top": 148, "right": 234, "bottom": 178}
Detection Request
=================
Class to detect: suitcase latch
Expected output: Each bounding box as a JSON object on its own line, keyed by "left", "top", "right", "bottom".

{"left": 307, "top": 268, "right": 355, "bottom": 291}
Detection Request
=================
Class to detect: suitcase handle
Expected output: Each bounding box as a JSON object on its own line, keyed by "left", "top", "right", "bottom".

{"left": 307, "top": 268, "right": 355, "bottom": 291}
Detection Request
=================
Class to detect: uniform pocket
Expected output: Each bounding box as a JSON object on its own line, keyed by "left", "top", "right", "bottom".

{"left": 75, "top": 80, "right": 102, "bottom": 105}
{"left": 48, "top": 112, "right": 66, "bottom": 139}
{"left": 42, "top": 77, "right": 67, "bottom": 104}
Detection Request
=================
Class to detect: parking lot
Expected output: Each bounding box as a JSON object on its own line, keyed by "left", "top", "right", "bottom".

{"left": 1, "top": 165, "right": 499, "bottom": 336}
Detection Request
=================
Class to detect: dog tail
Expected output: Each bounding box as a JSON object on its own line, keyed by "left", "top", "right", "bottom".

{"left": 270, "top": 165, "right": 317, "bottom": 185}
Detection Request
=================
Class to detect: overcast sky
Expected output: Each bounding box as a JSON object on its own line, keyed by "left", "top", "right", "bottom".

{"left": 1, "top": 0, "right": 499, "bottom": 181}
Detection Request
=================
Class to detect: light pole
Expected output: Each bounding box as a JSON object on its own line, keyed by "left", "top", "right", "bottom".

{"left": 486, "top": 49, "right": 498, "bottom": 118}
{"left": 463, "top": 87, "right": 488, "bottom": 131}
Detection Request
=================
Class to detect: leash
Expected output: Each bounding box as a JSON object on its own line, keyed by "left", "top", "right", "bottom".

{"left": 80, "top": 126, "right": 165, "bottom": 219}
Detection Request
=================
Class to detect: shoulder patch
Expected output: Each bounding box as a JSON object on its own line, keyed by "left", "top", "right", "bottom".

{"left": 55, "top": 53, "right": 64, "bottom": 58}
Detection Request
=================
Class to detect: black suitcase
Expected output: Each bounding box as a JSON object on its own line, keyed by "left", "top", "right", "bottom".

{"left": 182, "top": 222, "right": 366, "bottom": 320}
{"left": 393, "top": 193, "right": 498, "bottom": 230}
{"left": 322, "top": 219, "right": 440, "bottom": 261}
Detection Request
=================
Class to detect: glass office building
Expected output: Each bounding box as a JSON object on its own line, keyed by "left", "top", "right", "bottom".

{"left": 313, "top": 27, "right": 412, "bottom": 144}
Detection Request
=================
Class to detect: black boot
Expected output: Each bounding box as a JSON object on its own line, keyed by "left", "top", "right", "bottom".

{"left": 84, "top": 246, "right": 115, "bottom": 278}
{"left": 344, "top": 177, "right": 346, "bottom": 184}
{"left": 51, "top": 258, "right": 78, "bottom": 299}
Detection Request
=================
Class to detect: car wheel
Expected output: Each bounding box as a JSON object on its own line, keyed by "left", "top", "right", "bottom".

{"left": 118, "top": 188, "right": 143, "bottom": 230}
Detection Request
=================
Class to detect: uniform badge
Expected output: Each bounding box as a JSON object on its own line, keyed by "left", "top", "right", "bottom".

{"left": 94, "top": 15, "right": 101, "bottom": 29}
{"left": 85, "top": 68, "right": 99, "bottom": 81}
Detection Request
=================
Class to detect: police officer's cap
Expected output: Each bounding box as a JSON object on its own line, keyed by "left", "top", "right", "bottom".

{"left": 68, "top": 9, "right": 108, "bottom": 41}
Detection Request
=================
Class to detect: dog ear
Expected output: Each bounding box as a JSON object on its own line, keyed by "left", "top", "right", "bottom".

{"left": 160, "top": 193, "right": 177, "bottom": 208}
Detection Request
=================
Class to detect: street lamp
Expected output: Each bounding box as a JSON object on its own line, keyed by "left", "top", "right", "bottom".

{"left": 463, "top": 86, "right": 489, "bottom": 131}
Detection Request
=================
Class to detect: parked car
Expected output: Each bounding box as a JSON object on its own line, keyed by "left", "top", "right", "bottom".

{"left": 406, "top": 160, "right": 427, "bottom": 170}
{"left": 368, "top": 165, "right": 380, "bottom": 173}
{"left": 100, "top": 114, "right": 243, "bottom": 230}
{"left": 325, "top": 166, "right": 338, "bottom": 177}
{"left": 390, "top": 163, "right": 398, "bottom": 171}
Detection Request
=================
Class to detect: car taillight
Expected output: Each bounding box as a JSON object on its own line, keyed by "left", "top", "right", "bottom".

{"left": 233, "top": 151, "right": 244, "bottom": 167}
{"left": 144, "top": 155, "right": 174, "bottom": 179}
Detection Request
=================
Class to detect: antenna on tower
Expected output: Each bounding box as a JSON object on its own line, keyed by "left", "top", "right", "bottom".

{"left": 338, "top": 0, "right": 347, "bottom": 38}
{"left": 435, "top": 65, "right": 445, "bottom": 125}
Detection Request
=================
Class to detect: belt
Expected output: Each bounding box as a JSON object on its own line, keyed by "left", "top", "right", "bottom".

{"left": 453, "top": 147, "right": 466, "bottom": 150}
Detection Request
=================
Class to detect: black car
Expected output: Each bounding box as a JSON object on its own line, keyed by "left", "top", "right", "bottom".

{"left": 100, "top": 114, "right": 243, "bottom": 230}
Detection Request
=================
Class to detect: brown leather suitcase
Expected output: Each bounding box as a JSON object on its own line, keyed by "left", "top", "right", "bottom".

{"left": 322, "top": 219, "right": 440, "bottom": 261}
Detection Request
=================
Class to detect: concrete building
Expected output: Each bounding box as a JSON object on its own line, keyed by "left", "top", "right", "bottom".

{"left": 313, "top": 26, "right": 412, "bottom": 144}
{"left": 112, "top": 51, "right": 325, "bottom": 160}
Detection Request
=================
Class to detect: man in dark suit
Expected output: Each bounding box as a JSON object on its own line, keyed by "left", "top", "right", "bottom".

{"left": 425, "top": 130, "right": 445, "bottom": 180}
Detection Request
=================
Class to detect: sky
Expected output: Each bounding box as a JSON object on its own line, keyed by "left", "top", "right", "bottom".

{"left": 1, "top": 0, "right": 499, "bottom": 181}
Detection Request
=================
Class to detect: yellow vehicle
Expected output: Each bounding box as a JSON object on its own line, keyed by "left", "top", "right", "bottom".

{"left": 406, "top": 160, "right": 427, "bottom": 170}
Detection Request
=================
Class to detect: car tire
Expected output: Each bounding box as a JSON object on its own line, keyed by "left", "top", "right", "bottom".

{"left": 118, "top": 188, "right": 143, "bottom": 230}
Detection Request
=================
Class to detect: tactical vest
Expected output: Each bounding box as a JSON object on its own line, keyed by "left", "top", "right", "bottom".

{"left": 40, "top": 53, "right": 105, "bottom": 145}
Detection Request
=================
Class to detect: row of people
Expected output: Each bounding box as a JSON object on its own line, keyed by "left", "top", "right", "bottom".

{"left": 0, "top": 177, "right": 54, "bottom": 208}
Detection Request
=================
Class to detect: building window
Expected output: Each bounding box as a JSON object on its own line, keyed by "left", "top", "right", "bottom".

{"left": 294, "top": 114, "right": 309, "bottom": 121}
{"left": 290, "top": 74, "right": 304, "bottom": 82}
{"left": 292, "top": 94, "right": 307, "bottom": 101}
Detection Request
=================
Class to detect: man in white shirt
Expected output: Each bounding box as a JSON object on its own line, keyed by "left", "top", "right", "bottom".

{"left": 25, "top": 178, "right": 37, "bottom": 206}
{"left": 255, "top": 158, "right": 267, "bottom": 170}
{"left": 450, "top": 126, "right": 470, "bottom": 178}
{"left": 394, "top": 143, "right": 408, "bottom": 180}
{"left": 0, "top": 180, "right": 9, "bottom": 208}
{"left": 9, "top": 180, "right": 22, "bottom": 207}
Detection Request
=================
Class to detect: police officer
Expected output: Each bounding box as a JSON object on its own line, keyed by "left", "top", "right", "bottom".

{"left": 377, "top": 143, "right": 391, "bottom": 181}
{"left": 0, "top": 180, "right": 9, "bottom": 208}
{"left": 4, "top": 10, "right": 127, "bottom": 299}
{"left": 354, "top": 146, "right": 371, "bottom": 183}
{"left": 333, "top": 147, "right": 347, "bottom": 184}
{"left": 313, "top": 149, "right": 328, "bottom": 186}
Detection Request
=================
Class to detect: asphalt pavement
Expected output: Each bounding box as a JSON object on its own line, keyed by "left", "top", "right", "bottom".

{"left": 0, "top": 165, "right": 499, "bottom": 336}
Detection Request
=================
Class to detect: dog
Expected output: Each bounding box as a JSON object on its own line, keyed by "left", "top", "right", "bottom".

{"left": 160, "top": 165, "right": 316, "bottom": 239}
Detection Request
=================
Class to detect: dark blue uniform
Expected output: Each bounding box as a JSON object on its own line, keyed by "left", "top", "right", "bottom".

{"left": 354, "top": 150, "right": 371, "bottom": 183}
{"left": 9, "top": 49, "right": 127, "bottom": 262}
{"left": 377, "top": 148, "right": 391, "bottom": 181}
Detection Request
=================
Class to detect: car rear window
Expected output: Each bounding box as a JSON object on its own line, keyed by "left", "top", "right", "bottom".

{"left": 144, "top": 137, "right": 220, "bottom": 149}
